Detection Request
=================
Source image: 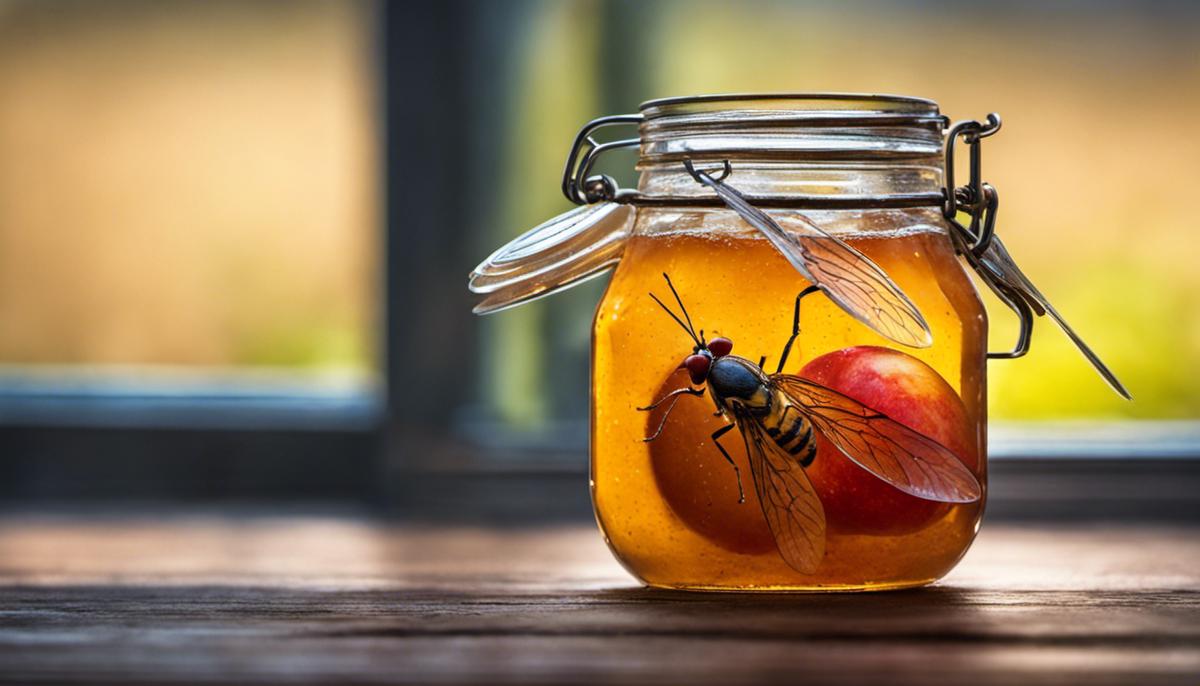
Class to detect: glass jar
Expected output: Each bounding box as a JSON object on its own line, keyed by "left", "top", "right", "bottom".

{"left": 473, "top": 93, "right": 1123, "bottom": 591}
{"left": 591, "top": 95, "right": 985, "bottom": 591}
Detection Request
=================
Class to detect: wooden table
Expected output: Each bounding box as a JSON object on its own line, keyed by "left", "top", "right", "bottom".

{"left": 0, "top": 511, "right": 1197, "bottom": 685}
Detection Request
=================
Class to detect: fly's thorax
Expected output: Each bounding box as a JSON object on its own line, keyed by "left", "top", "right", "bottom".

{"left": 708, "top": 356, "right": 771, "bottom": 412}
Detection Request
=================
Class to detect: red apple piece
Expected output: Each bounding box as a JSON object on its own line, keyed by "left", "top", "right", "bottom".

{"left": 800, "top": 346, "right": 980, "bottom": 536}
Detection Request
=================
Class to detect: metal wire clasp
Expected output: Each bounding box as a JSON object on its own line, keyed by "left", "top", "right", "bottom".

{"left": 942, "top": 113, "right": 1031, "bottom": 359}
{"left": 560, "top": 114, "right": 643, "bottom": 205}
{"left": 943, "top": 113, "right": 1001, "bottom": 256}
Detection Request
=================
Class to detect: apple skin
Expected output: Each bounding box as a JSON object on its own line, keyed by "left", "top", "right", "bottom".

{"left": 799, "top": 346, "right": 980, "bottom": 536}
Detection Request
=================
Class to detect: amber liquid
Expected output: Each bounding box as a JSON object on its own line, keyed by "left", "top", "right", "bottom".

{"left": 591, "top": 218, "right": 987, "bottom": 591}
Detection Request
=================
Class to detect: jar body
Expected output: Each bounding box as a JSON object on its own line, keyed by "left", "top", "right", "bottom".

{"left": 591, "top": 207, "right": 987, "bottom": 590}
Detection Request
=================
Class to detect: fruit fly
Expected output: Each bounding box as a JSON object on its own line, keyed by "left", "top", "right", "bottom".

{"left": 639, "top": 274, "right": 982, "bottom": 574}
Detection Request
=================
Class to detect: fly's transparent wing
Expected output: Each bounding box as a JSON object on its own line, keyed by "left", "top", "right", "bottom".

{"left": 976, "top": 236, "right": 1131, "bottom": 400}
{"left": 771, "top": 374, "right": 982, "bottom": 503}
{"left": 733, "top": 405, "right": 826, "bottom": 574}
{"left": 786, "top": 220, "right": 932, "bottom": 349}
{"left": 468, "top": 202, "right": 633, "bottom": 314}
{"left": 689, "top": 168, "right": 932, "bottom": 348}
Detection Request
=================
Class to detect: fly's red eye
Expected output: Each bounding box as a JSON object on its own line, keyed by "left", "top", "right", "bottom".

{"left": 708, "top": 337, "right": 733, "bottom": 358}
{"left": 684, "top": 354, "right": 711, "bottom": 384}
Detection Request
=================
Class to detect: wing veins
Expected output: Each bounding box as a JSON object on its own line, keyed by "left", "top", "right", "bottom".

{"left": 695, "top": 174, "right": 931, "bottom": 348}
{"left": 733, "top": 406, "right": 826, "bottom": 573}
{"left": 770, "top": 375, "right": 982, "bottom": 503}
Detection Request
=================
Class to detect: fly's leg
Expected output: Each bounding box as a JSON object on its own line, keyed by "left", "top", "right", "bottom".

{"left": 757, "top": 355, "right": 766, "bottom": 369}
{"left": 638, "top": 386, "right": 704, "bottom": 412}
{"left": 641, "top": 387, "right": 704, "bottom": 442}
{"left": 711, "top": 423, "right": 745, "bottom": 503}
{"left": 776, "top": 285, "right": 821, "bottom": 375}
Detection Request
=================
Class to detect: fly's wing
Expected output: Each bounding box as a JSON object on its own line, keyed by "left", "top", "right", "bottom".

{"left": 732, "top": 405, "right": 826, "bottom": 574}
{"left": 771, "top": 374, "right": 982, "bottom": 503}
{"left": 693, "top": 172, "right": 932, "bottom": 348}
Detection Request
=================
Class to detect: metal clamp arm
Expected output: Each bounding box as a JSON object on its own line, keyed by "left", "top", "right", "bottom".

{"left": 560, "top": 114, "right": 642, "bottom": 205}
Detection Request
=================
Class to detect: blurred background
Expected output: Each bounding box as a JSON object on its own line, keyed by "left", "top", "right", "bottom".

{"left": 0, "top": 0, "right": 1196, "bottom": 510}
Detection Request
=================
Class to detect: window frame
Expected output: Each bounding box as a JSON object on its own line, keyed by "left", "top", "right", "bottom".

{"left": 0, "top": 1, "right": 1197, "bottom": 524}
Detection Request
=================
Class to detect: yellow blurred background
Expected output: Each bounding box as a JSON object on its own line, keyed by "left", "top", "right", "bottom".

{"left": 0, "top": 0, "right": 1195, "bottom": 424}
{"left": 0, "top": 0, "right": 378, "bottom": 376}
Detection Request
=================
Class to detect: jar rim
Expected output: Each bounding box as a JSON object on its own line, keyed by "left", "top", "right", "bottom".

{"left": 636, "top": 93, "right": 946, "bottom": 168}
{"left": 639, "top": 92, "right": 941, "bottom": 118}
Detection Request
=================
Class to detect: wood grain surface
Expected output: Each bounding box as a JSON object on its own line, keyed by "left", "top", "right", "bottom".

{"left": 0, "top": 512, "right": 1197, "bottom": 685}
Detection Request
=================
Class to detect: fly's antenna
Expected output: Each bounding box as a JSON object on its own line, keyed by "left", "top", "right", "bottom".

{"left": 648, "top": 292, "right": 701, "bottom": 347}
{"left": 662, "top": 273, "right": 697, "bottom": 337}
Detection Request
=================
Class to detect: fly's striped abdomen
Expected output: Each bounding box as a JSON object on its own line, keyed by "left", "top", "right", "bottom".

{"left": 762, "top": 398, "right": 818, "bottom": 467}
